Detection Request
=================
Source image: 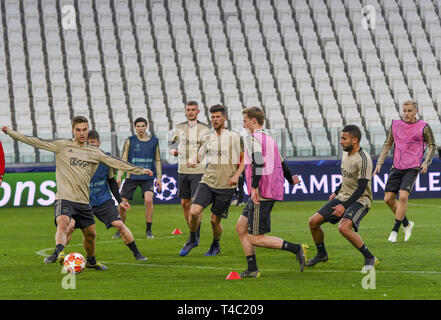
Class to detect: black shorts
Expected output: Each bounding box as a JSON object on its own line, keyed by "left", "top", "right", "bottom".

{"left": 54, "top": 199, "right": 95, "bottom": 230}
{"left": 92, "top": 199, "right": 122, "bottom": 229}
{"left": 385, "top": 168, "right": 419, "bottom": 194}
{"left": 317, "top": 198, "right": 369, "bottom": 232}
{"left": 120, "top": 178, "right": 154, "bottom": 200}
{"left": 192, "top": 183, "right": 235, "bottom": 219}
{"left": 178, "top": 173, "right": 203, "bottom": 199}
{"left": 241, "top": 198, "right": 275, "bottom": 235}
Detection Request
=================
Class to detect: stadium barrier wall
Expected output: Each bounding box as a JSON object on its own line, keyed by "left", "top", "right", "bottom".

{"left": 1, "top": 159, "right": 440, "bottom": 208}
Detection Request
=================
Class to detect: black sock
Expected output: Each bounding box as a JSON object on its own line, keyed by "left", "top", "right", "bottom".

{"left": 402, "top": 217, "right": 409, "bottom": 227}
{"left": 54, "top": 244, "right": 65, "bottom": 256}
{"left": 127, "top": 241, "right": 140, "bottom": 255}
{"left": 281, "top": 240, "right": 300, "bottom": 254}
{"left": 316, "top": 243, "right": 327, "bottom": 257}
{"left": 146, "top": 222, "right": 152, "bottom": 232}
{"left": 392, "top": 219, "right": 402, "bottom": 232}
{"left": 246, "top": 255, "right": 258, "bottom": 271}
{"left": 358, "top": 244, "right": 374, "bottom": 260}
{"left": 212, "top": 239, "right": 220, "bottom": 247}
{"left": 87, "top": 256, "right": 97, "bottom": 265}
{"left": 190, "top": 231, "right": 197, "bottom": 243}
{"left": 197, "top": 223, "right": 202, "bottom": 237}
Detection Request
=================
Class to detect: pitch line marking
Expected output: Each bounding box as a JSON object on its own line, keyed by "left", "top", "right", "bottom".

{"left": 99, "top": 261, "right": 441, "bottom": 275}
{"left": 35, "top": 243, "right": 441, "bottom": 275}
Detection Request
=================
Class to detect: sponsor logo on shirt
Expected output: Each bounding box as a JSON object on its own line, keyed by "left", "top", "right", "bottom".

{"left": 70, "top": 157, "right": 92, "bottom": 168}
{"left": 341, "top": 168, "right": 354, "bottom": 179}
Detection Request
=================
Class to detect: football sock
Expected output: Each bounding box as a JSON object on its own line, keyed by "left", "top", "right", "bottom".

{"left": 281, "top": 240, "right": 300, "bottom": 254}
{"left": 54, "top": 244, "right": 65, "bottom": 256}
{"left": 316, "top": 242, "right": 327, "bottom": 257}
{"left": 146, "top": 222, "right": 152, "bottom": 232}
{"left": 392, "top": 219, "right": 402, "bottom": 232}
{"left": 402, "top": 216, "right": 409, "bottom": 227}
{"left": 197, "top": 223, "right": 202, "bottom": 237}
{"left": 358, "top": 244, "right": 374, "bottom": 260}
{"left": 87, "top": 256, "right": 97, "bottom": 265}
{"left": 190, "top": 231, "right": 197, "bottom": 243}
{"left": 127, "top": 241, "right": 140, "bottom": 255}
{"left": 246, "top": 255, "right": 258, "bottom": 271}
{"left": 212, "top": 239, "right": 220, "bottom": 247}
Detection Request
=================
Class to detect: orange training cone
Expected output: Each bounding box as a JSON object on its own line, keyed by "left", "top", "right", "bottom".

{"left": 226, "top": 271, "right": 241, "bottom": 280}
{"left": 172, "top": 228, "right": 183, "bottom": 235}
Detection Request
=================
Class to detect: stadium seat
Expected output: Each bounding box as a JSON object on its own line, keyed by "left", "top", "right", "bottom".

{"left": 5, "top": 0, "right": 441, "bottom": 164}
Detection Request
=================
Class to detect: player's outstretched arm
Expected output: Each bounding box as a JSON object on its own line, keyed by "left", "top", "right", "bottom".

{"left": 96, "top": 149, "right": 152, "bottom": 177}
{"left": 2, "top": 126, "right": 58, "bottom": 152}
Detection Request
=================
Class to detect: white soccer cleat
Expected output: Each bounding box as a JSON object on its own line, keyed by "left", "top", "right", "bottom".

{"left": 403, "top": 221, "right": 415, "bottom": 242}
{"left": 388, "top": 231, "right": 398, "bottom": 243}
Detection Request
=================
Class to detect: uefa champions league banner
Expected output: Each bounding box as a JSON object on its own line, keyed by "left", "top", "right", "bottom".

{"left": 1, "top": 158, "right": 440, "bottom": 208}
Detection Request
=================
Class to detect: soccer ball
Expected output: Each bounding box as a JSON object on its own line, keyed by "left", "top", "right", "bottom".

{"left": 63, "top": 252, "right": 86, "bottom": 274}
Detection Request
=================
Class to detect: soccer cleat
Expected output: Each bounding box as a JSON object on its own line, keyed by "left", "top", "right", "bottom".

{"left": 179, "top": 240, "right": 198, "bottom": 256}
{"left": 134, "top": 253, "right": 148, "bottom": 261}
{"left": 57, "top": 251, "right": 66, "bottom": 265}
{"left": 361, "top": 256, "right": 379, "bottom": 272}
{"left": 388, "top": 231, "right": 398, "bottom": 243}
{"left": 204, "top": 244, "right": 221, "bottom": 256}
{"left": 112, "top": 232, "right": 121, "bottom": 239}
{"left": 86, "top": 261, "right": 108, "bottom": 271}
{"left": 146, "top": 230, "right": 154, "bottom": 239}
{"left": 305, "top": 254, "right": 329, "bottom": 268}
{"left": 403, "top": 221, "right": 414, "bottom": 242}
{"left": 44, "top": 250, "right": 65, "bottom": 265}
{"left": 296, "top": 244, "right": 309, "bottom": 272}
{"left": 43, "top": 254, "right": 57, "bottom": 264}
{"left": 239, "top": 269, "right": 261, "bottom": 278}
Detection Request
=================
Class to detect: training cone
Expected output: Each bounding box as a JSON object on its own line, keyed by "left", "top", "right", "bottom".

{"left": 171, "top": 228, "right": 183, "bottom": 235}
{"left": 226, "top": 271, "right": 241, "bottom": 280}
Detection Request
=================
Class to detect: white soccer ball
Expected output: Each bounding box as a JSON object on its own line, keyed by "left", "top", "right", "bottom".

{"left": 63, "top": 252, "right": 86, "bottom": 274}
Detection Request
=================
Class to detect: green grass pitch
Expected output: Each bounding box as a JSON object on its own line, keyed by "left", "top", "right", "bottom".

{"left": 0, "top": 199, "right": 440, "bottom": 300}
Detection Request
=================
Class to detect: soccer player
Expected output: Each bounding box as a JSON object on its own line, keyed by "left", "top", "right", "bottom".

{"left": 307, "top": 125, "right": 378, "bottom": 271}
{"left": 116, "top": 117, "right": 162, "bottom": 239}
{"left": 235, "top": 107, "right": 307, "bottom": 278}
{"left": 179, "top": 104, "right": 244, "bottom": 257}
{"left": 85, "top": 130, "right": 147, "bottom": 261}
{"left": 2, "top": 117, "right": 152, "bottom": 270}
{"left": 169, "top": 101, "right": 210, "bottom": 243}
{"left": 0, "top": 140, "right": 4, "bottom": 186}
{"left": 373, "top": 100, "right": 436, "bottom": 243}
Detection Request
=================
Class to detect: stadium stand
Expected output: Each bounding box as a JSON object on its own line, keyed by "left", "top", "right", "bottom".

{"left": 0, "top": 0, "right": 440, "bottom": 163}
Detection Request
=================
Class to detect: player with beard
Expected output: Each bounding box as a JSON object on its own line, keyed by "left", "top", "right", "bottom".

{"left": 307, "top": 125, "right": 378, "bottom": 271}
{"left": 179, "top": 104, "right": 244, "bottom": 257}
